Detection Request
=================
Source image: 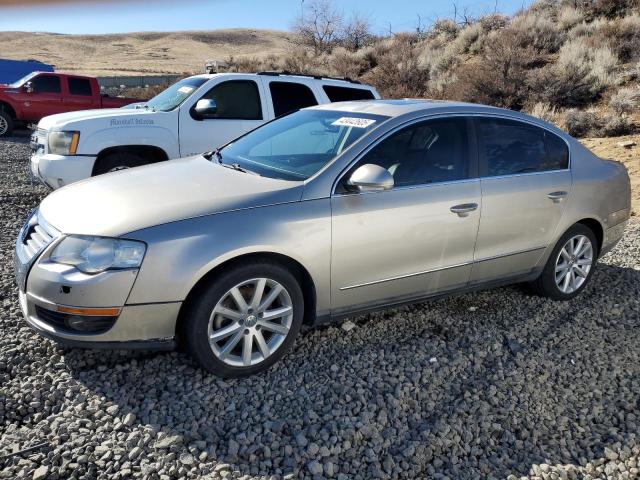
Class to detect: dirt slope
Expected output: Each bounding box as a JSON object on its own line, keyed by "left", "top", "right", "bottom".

{"left": 0, "top": 29, "right": 294, "bottom": 76}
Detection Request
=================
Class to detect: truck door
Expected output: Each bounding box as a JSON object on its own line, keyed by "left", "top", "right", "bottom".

{"left": 259, "top": 77, "right": 320, "bottom": 119}
{"left": 178, "top": 79, "right": 267, "bottom": 157}
{"left": 23, "top": 74, "right": 64, "bottom": 121}
{"left": 63, "top": 77, "right": 100, "bottom": 112}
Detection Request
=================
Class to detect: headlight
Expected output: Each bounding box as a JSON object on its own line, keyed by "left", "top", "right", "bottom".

{"left": 50, "top": 235, "right": 146, "bottom": 274}
{"left": 48, "top": 131, "right": 80, "bottom": 155}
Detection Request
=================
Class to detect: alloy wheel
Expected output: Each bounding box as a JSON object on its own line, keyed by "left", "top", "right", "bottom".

{"left": 554, "top": 234, "right": 594, "bottom": 294}
{"left": 0, "top": 116, "right": 7, "bottom": 135}
{"left": 207, "top": 277, "right": 294, "bottom": 367}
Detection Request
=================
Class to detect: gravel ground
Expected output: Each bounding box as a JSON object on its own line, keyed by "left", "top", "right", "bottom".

{"left": 1, "top": 135, "right": 640, "bottom": 480}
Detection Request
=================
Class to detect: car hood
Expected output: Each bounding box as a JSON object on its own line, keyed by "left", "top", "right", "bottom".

{"left": 38, "top": 156, "right": 304, "bottom": 237}
{"left": 37, "top": 107, "right": 159, "bottom": 131}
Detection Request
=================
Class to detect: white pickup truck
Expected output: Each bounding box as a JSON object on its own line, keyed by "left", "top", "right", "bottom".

{"left": 30, "top": 72, "right": 379, "bottom": 189}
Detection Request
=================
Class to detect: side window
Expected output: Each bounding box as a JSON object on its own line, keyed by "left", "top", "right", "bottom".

{"left": 323, "top": 85, "right": 375, "bottom": 102}
{"left": 476, "top": 118, "right": 569, "bottom": 177}
{"left": 68, "top": 77, "right": 93, "bottom": 96}
{"left": 201, "top": 80, "right": 262, "bottom": 120}
{"left": 347, "top": 118, "right": 470, "bottom": 189}
{"left": 269, "top": 82, "right": 318, "bottom": 117}
{"left": 31, "top": 75, "right": 61, "bottom": 94}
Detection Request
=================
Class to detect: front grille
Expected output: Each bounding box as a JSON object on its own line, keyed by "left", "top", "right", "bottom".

{"left": 18, "top": 213, "right": 59, "bottom": 264}
{"left": 15, "top": 211, "right": 61, "bottom": 291}
{"left": 34, "top": 305, "right": 117, "bottom": 334}
{"left": 22, "top": 222, "right": 55, "bottom": 261}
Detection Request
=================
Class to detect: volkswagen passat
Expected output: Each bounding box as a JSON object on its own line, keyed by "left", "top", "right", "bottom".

{"left": 15, "top": 100, "right": 630, "bottom": 377}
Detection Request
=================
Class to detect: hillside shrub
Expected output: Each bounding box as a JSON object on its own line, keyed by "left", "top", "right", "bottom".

{"left": 609, "top": 86, "right": 640, "bottom": 114}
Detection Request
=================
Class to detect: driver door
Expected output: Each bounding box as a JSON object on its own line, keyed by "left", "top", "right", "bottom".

{"left": 178, "top": 79, "right": 268, "bottom": 157}
{"left": 330, "top": 117, "right": 481, "bottom": 314}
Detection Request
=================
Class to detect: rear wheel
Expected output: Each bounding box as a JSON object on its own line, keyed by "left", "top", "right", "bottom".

{"left": 183, "top": 261, "right": 304, "bottom": 377}
{"left": 92, "top": 152, "right": 147, "bottom": 176}
{"left": 530, "top": 224, "right": 598, "bottom": 300}
{"left": 0, "top": 110, "right": 14, "bottom": 137}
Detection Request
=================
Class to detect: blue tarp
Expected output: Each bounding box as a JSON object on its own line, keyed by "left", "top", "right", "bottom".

{"left": 0, "top": 59, "right": 54, "bottom": 85}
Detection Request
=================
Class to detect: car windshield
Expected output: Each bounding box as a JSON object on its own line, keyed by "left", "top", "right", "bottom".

{"left": 218, "top": 109, "right": 388, "bottom": 181}
{"left": 8, "top": 72, "right": 37, "bottom": 87}
{"left": 145, "top": 77, "right": 208, "bottom": 112}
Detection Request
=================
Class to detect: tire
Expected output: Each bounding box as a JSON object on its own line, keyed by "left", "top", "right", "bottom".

{"left": 0, "top": 110, "right": 14, "bottom": 137}
{"left": 92, "top": 152, "right": 147, "bottom": 176}
{"left": 529, "top": 224, "right": 598, "bottom": 300}
{"left": 183, "top": 261, "right": 305, "bottom": 377}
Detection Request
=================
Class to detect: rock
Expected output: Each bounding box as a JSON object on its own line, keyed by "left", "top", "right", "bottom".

{"left": 32, "top": 466, "right": 49, "bottom": 480}
{"left": 307, "top": 460, "right": 323, "bottom": 475}
{"left": 153, "top": 435, "right": 182, "bottom": 449}
{"left": 123, "top": 413, "right": 136, "bottom": 426}
{"left": 341, "top": 321, "right": 356, "bottom": 332}
{"left": 618, "top": 140, "right": 636, "bottom": 148}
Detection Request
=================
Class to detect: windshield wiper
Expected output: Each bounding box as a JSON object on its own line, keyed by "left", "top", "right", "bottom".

{"left": 222, "top": 162, "right": 260, "bottom": 175}
{"left": 203, "top": 148, "right": 222, "bottom": 162}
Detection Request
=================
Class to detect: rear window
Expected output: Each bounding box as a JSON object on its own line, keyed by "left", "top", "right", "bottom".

{"left": 32, "top": 75, "right": 61, "bottom": 94}
{"left": 323, "top": 85, "right": 375, "bottom": 102}
{"left": 68, "top": 77, "right": 93, "bottom": 96}
{"left": 269, "top": 82, "right": 318, "bottom": 117}
{"left": 476, "top": 118, "right": 569, "bottom": 177}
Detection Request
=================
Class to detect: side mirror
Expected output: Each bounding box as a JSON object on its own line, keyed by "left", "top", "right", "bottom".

{"left": 193, "top": 99, "right": 217, "bottom": 119}
{"left": 347, "top": 164, "right": 394, "bottom": 192}
{"left": 24, "top": 81, "right": 34, "bottom": 93}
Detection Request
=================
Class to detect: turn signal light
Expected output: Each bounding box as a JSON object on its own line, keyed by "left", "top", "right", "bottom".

{"left": 57, "top": 306, "right": 121, "bottom": 317}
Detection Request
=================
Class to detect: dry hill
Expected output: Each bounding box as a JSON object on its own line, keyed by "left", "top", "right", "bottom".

{"left": 0, "top": 29, "right": 294, "bottom": 76}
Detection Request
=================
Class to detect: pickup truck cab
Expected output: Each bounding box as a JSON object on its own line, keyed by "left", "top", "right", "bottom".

{"left": 30, "top": 72, "right": 380, "bottom": 189}
{"left": 0, "top": 71, "right": 140, "bottom": 136}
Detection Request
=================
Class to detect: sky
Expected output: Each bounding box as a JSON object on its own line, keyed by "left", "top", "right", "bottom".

{"left": 0, "top": 0, "right": 531, "bottom": 35}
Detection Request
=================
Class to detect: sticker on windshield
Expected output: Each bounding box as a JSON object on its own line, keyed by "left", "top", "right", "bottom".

{"left": 178, "top": 86, "right": 195, "bottom": 94}
{"left": 331, "top": 117, "right": 376, "bottom": 128}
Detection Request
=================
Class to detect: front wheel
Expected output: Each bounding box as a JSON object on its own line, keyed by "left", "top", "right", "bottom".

{"left": 0, "top": 110, "right": 14, "bottom": 137}
{"left": 530, "top": 224, "right": 598, "bottom": 300}
{"left": 183, "top": 261, "right": 304, "bottom": 377}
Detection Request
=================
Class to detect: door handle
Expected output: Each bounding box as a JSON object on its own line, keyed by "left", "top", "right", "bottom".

{"left": 450, "top": 203, "right": 478, "bottom": 217}
{"left": 547, "top": 191, "right": 568, "bottom": 203}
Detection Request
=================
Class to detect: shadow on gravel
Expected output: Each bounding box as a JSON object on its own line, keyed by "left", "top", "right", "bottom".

{"left": 49, "top": 261, "right": 640, "bottom": 479}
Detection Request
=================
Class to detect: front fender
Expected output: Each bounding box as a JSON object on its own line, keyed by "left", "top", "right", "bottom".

{"left": 124, "top": 199, "right": 332, "bottom": 316}
{"left": 81, "top": 124, "right": 180, "bottom": 159}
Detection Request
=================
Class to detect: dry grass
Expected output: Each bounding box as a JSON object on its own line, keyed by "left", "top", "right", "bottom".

{"left": 0, "top": 29, "right": 294, "bottom": 76}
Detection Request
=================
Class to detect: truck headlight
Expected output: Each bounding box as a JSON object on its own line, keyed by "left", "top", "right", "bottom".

{"left": 48, "top": 131, "right": 80, "bottom": 155}
{"left": 50, "top": 235, "right": 146, "bottom": 274}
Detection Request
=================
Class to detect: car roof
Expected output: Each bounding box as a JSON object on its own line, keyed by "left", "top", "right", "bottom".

{"left": 309, "top": 99, "right": 545, "bottom": 122}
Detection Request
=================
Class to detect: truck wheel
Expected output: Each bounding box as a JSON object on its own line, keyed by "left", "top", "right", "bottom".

{"left": 93, "top": 152, "right": 147, "bottom": 176}
{"left": 0, "top": 110, "right": 14, "bottom": 137}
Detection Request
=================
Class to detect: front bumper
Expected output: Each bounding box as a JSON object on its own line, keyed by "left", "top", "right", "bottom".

{"left": 31, "top": 152, "right": 97, "bottom": 189}
{"left": 19, "top": 290, "right": 179, "bottom": 349}
{"left": 15, "top": 210, "right": 179, "bottom": 349}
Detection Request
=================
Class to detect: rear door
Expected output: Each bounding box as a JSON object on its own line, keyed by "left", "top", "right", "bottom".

{"left": 178, "top": 78, "right": 267, "bottom": 156}
{"left": 470, "top": 117, "right": 571, "bottom": 284}
{"left": 260, "top": 78, "right": 320, "bottom": 118}
{"left": 62, "top": 76, "right": 100, "bottom": 112}
{"left": 331, "top": 116, "right": 481, "bottom": 314}
{"left": 22, "top": 74, "right": 63, "bottom": 121}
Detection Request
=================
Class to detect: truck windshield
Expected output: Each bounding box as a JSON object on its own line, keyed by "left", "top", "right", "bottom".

{"left": 145, "top": 77, "right": 208, "bottom": 112}
{"left": 218, "top": 109, "right": 388, "bottom": 181}
{"left": 8, "top": 72, "right": 37, "bottom": 87}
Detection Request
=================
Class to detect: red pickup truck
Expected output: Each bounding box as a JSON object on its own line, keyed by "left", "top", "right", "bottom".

{"left": 0, "top": 72, "right": 141, "bottom": 136}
